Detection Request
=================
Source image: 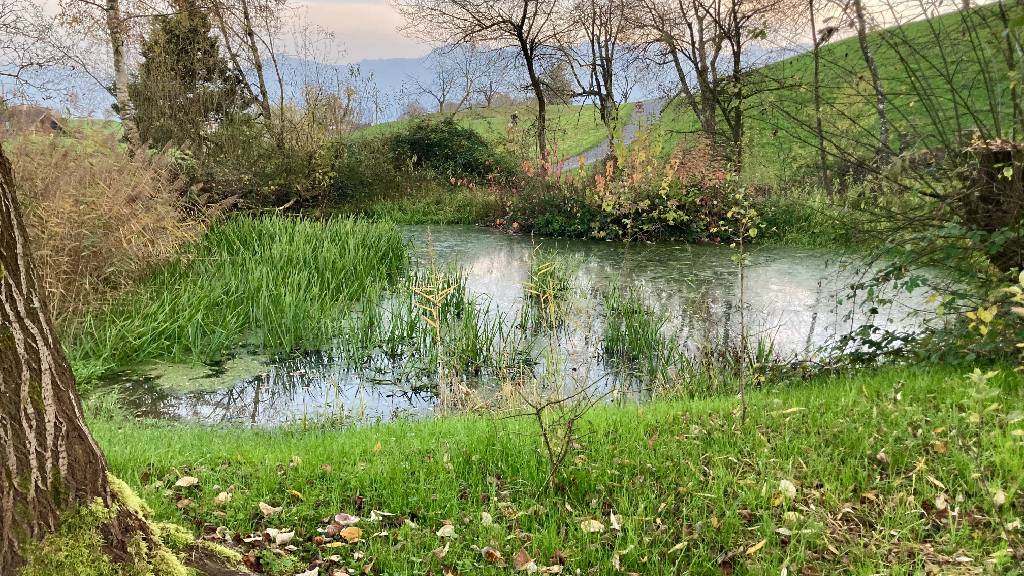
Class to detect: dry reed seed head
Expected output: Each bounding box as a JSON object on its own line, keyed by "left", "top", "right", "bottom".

{"left": 10, "top": 133, "right": 203, "bottom": 323}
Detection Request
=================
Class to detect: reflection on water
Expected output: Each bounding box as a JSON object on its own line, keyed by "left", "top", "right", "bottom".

{"left": 107, "top": 225, "right": 932, "bottom": 425}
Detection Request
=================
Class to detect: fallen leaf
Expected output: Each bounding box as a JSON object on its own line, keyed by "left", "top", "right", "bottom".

{"left": 580, "top": 519, "right": 605, "bottom": 533}
{"left": 288, "top": 489, "right": 304, "bottom": 500}
{"left": 610, "top": 513, "right": 622, "bottom": 531}
{"left": 436, "top": 523, "right": 456, "bottom": 538}
{"left": 539, "top": 566, "right": 563, "bottom": 574}
{"left": 668, "top": 541, "right": 687, "bottom": 553}
{"left": 176, "top": 498, "right": 192, "bottom": 509}
{"left": 334, "top": 513, "right": 360, "bottom": 525}
{"left": 994, "top": 489, "right": 1007, "bottom": 507}
{"left": 290, "top": 455, "right": 302, "bottom": 467}
{"left": 432, "top": 542, "right": 450, "bottom": 559}
{"left": 779, "top": 479, "right": 797, "bottom": 500}
{"left": 339, "top": 526, "right": 362, "bottom": 543}
{"left": 746, "top": 538, "right": 767, "bottom": 556}
{"left": 295, "top": 568, "right": 318, "bottom": 576}
{"left": 481, "top": 546, "right": 504, "bottom": 565}
{"left": 213, "top": 491, "right": 231, "bottom": 507}
{"left": 274, "top": 530, "right": 295, "bottom": 545}
{"left": 514, "top": 548, "right": 534, "bottom": 570}
{"left": 782, "top": 511, "right": 803, "bottom": 526}
{"left": 174, "top": 476, "right": 199, "bottom": 488}
{"left": 368, "top": 510, "right": 394, "bottom": 522}
{"left": 481, "top": 511, "right": 493, "bottom": 526}
{"left": 259, "top": 502, "right": 282, "bottom": 517}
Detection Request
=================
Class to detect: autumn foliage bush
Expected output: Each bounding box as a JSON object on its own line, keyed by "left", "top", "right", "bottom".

{"left": 9, "top": 133, "right": 202, "bottom": 324}
{"left": 498, "top": 135, "right": 738, "bottom": 242}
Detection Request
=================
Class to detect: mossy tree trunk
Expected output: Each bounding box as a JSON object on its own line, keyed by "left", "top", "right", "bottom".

{"left": 0, "top": 144, "right": 135, "bottom": 572}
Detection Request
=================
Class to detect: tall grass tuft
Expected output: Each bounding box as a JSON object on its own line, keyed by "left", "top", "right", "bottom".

{"left": 9, "top": 132, "right": 202, "bottom": 323}
{"left": 67, "top": 216, "right": 408, "bottom": 382}
{"left": 601, "top": 285, "right": 679, "bottom": 381}
{"left": 524, "top": 248, "right": 580, "bottom": 330}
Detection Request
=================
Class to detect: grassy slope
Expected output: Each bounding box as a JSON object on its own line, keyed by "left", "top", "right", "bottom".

{"left": 657, "top": 5, "right": 1014, "bottom": 184}
{"left": 359, "top": 103, "right": 634, "bottom": 161}
{"left": 93, "top": 365, "right": 1024, "bottom": 575}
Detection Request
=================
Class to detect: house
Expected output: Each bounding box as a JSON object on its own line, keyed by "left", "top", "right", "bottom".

{"left": 0, "top": 105, "right": 66, "bottom": 136}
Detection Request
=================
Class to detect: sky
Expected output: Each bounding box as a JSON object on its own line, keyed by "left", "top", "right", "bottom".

{"left": 297, "top": 0, "right": 432, "bottom": 62}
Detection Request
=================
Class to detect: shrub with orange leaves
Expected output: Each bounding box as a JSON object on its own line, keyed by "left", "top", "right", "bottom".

{"left": 498, "top": 134, "right": 740, "bottom": 242}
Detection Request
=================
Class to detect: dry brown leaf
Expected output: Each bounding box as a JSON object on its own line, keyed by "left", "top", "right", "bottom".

{"left": 513, "top": 548, "right": 534, "bottom": 570}
{"left": 259, "top": 502, "right": 282, "bottom": 517}
{"left": 579, "top": 519, "right": 605, "bottom": 533}
{"left": 746, "top": 538, "right": 767, "bottom": 556}
{"left": 481, "top": 546, "right": 505, "bottom": 565}
{"left": 334, "top": 513, "right": 360, "bottom": 525}
{"left": 174, "top": 476, "right": 199, "bottom": 488}
{"left": 436, "top": 523, "right": 456, "bottom": 538}
{"left": 213, "top": 491, "right": 231, "bottom": 507}
{"left": 339, "top": 526, "right": 363, "bottom": 543}
{"left": 432, "top": 542, "right": 450, "bottom": 559}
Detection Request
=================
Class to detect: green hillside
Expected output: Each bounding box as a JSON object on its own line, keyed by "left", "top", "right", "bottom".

{"left": 359, "top": 102, "right": 633, "bottom": 160}
{"left": 655, "top": 4, "right": 1015, "bottom": 184}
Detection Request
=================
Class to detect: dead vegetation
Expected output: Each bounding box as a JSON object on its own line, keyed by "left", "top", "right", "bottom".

{"left": 8, "top": 133, "right": 203, "bottom": 324}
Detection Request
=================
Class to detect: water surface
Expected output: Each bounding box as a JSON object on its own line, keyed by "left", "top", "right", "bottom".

{"left": 107, "top": 225, "right": 931, "bottom": 424}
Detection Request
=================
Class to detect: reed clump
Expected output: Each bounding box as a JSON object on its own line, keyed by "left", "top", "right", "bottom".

{"left": 67, "top": 215, "right": 408, "bottom": 383}
{"left": 10, "top": 133, "right": 202, "bottom": 324}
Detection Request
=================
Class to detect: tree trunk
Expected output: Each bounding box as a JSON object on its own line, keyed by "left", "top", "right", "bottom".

{"left": 518, "top": 36, "right": 548, "bottom": 159}
{"left": 240, "top": 0, "right": 274, "bottom": 126}
{"left": 0, "top": 145, "right": 141, "bottom": 572}
{"left": 106, "top": 0, "right": 140, "bottom": 149}
{"left": 810, "top": 0, "right": 831, "bottom": 192}
{"left": 852, "top": 0, "right": 890, "bottom": 158}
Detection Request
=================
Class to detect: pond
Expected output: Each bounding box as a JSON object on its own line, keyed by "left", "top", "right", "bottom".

{"left": 105, "top": 225, "right": 933, "bottom": 425}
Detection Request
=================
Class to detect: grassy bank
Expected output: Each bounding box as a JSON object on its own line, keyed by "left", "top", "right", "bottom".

{"left": 91, "top": 365, "right": 1024, "bottom": 575}
{"left": 67, "top": 216, "right": 408, "bottom": 384}
{"left": 346, "top": 185, "right": 501, "bottom": 226}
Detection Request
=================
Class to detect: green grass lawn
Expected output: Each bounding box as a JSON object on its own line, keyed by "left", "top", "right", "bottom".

{"left": 655, "top": 4, "right": 1016, "bottom": 185}
{"left": 358, "top": 103, "right": 633, "bottom": 161}
{"left": 91, "top": 364, "right": 1024, "bottom": 575}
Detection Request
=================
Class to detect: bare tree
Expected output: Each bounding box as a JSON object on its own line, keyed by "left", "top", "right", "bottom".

{"left": 560, "top": 0, "right": 643, "bottom": 155}
{"left": 473, "top": 50, "right": 514, "bottom": 107}
{"left": 395, "top": 0, "right": 565, "bottom": 158}
{"left": 54, "top": 0, "right": 165, "bottom": 148}
{"left": 809, "top": 0, "right": 830, "bottom": 191}
{"left": 407, "top": 47, "right": 468, "bottom": 113}
{"left": 635, "top": 0, "right": 726, "bottom": 146}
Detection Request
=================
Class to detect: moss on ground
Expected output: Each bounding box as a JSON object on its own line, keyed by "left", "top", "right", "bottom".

{"left": 18, "top": 476, "right": 247, "bottom": 576}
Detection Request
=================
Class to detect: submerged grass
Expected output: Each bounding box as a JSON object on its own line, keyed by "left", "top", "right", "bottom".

{"left": 67, "top": 216, "right": 408, "bottom": 384}
{"left": 601, "top": 285, "right": 678, "bottom": 378}
{"left": 90, "top": 365, "right": 1024, "bottom": 575}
